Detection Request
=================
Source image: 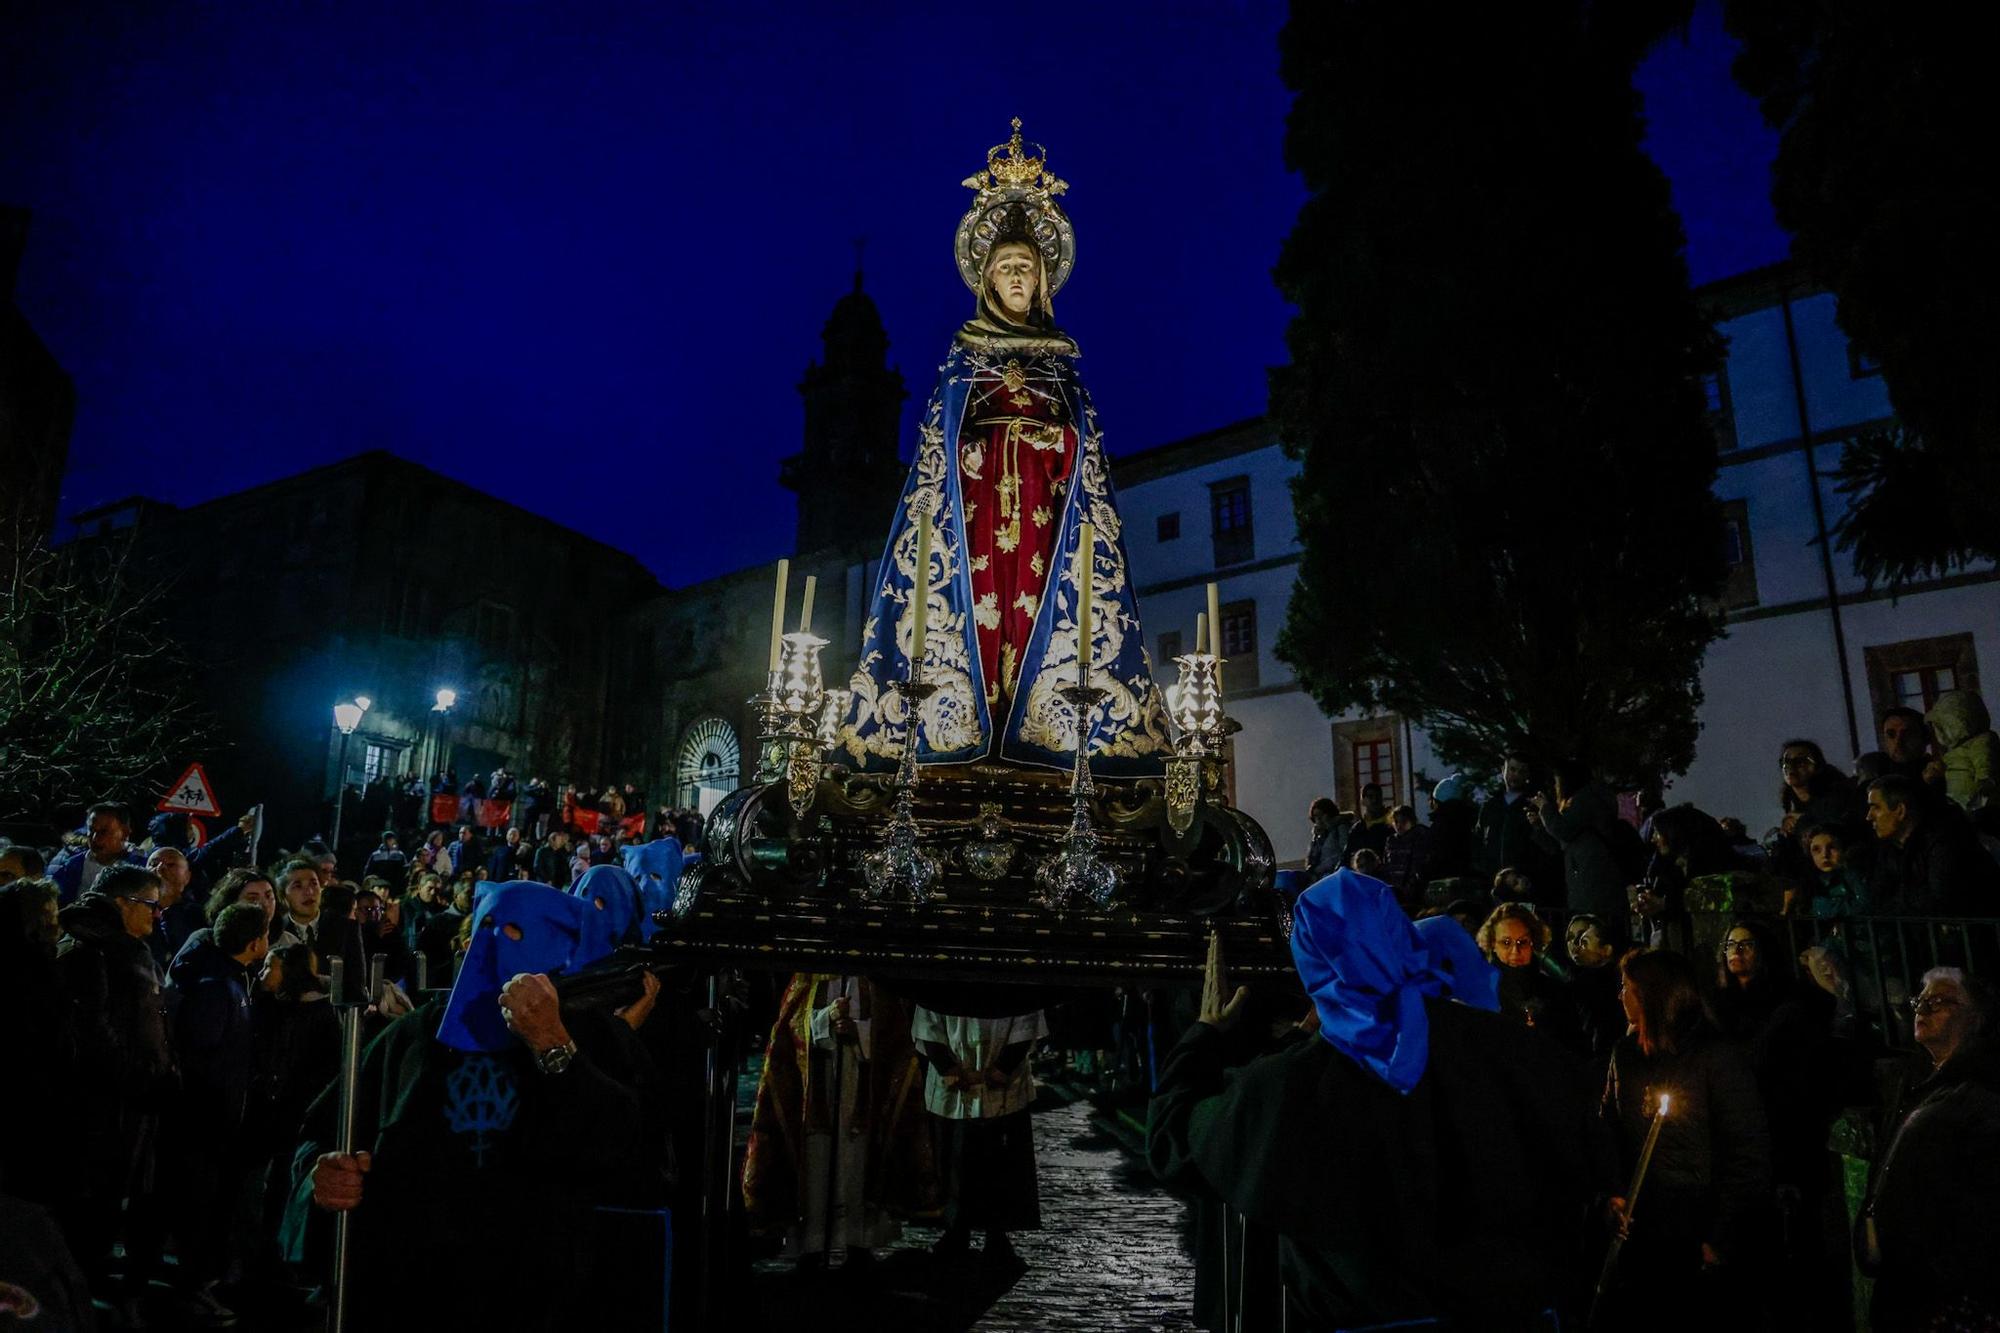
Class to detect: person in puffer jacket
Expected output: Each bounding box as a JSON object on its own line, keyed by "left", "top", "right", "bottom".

{"left": 1927, "top": 690, "right": 2000, "bottom": 815}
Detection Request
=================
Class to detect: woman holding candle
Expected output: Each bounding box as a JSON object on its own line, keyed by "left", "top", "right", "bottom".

{"left": 1597, "top": 949, "right": 1773, "bottom": 1329}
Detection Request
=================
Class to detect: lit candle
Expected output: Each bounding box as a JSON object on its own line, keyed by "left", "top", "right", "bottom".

{"left": 1592, "top": 1091, "right": 1671, "bottom": 1324}
{"left": 1194, "top": 611, "right": 1207, "bottom": 661}
{"left": 1076, "top": 520, "right": 1093, "bottom": 690}
{"left": 910, "top": 508, "right": 931, "bottom": 679}
{"left": 799, "top": 574, "right": 817, "bottom": 635}
{"left": 1206, "top": 581, "right": 1221, "bottom": 656}
{"left": 768, "top": 558, "right": 790, "bottom": 674}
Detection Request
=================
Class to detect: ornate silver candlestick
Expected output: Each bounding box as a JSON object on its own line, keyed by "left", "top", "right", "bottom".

{"left": 1163, "top": 650, "right": 1240, "bottom": 833}
{"left": 1034, "top": 682, "right": 1119, "bottom": 912}
{"left": 863, "top": 676, "right": 941, "bottom": 905}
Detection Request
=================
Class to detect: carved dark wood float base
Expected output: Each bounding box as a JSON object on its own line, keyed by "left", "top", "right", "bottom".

{"left": 646, "top": 759, "right": 1297, "bottom": 989}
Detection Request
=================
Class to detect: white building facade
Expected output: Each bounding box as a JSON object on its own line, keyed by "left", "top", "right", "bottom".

{"left": 1112, "top": 261, "right": 1998, "bottom": 864}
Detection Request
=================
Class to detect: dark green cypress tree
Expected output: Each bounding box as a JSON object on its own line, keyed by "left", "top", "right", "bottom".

{"left": 1270, "top": 1, "right": 1724, "bottom": 784}
{"left": 1724, "top": 3, "right": 2000, "bottom": 585}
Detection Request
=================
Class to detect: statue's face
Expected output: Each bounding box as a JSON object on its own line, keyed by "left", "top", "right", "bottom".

{"left": 986, "top": 242, "right": 1038, "bottom": 321}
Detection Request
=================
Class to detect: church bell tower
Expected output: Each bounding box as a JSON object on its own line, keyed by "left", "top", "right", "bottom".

{"left": 780, "top": 269, "right": 908, "bottom": 554}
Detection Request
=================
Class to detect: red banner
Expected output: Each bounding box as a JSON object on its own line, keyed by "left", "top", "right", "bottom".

{"left": 479, "top": 799, "right": 514, "bottom": 831}
{"left": 430, "top": 794, "right": 459, "bottom": 826}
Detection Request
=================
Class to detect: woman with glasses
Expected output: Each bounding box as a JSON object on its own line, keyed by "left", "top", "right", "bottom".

{"left": 1862, "top": 968, "right": 2000, "bottom": 1331}
{"left": 1598, "top": 949, "right": 1772, "bottom": 1330}
{"left": 1476, "top": 902, "right": 1585, "bottom": 1055}
{"left": 1564, "top": 914, "right": 1628, "bottom": 1067}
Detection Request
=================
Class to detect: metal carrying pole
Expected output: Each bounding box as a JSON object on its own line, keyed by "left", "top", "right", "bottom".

{"left": 327, "top": 954, "right": 385, "bottom": 1333}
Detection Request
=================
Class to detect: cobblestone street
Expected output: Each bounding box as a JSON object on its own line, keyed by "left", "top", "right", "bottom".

{"left": 750, "top": 1093, "right": 1200, "bottom": 1332}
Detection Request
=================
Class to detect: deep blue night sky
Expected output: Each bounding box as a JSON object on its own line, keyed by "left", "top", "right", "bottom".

{"left": 3, "top": 2, "right": 1781, "bottom": 587}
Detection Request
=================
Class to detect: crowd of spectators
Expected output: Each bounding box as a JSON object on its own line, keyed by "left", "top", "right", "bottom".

{"left": 1208, "top": 694, "right": 1999, "bottom": 1329}
{"left": 0, "top": 775, "right": 704, "bottom": 1329}
{"left": 3, "top": 691, "right": 1996, "bottom": 1329}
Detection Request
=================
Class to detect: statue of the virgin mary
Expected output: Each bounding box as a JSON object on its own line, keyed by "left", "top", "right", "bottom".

{"left": 839, "top": 120, "right": 1171, "bottom": 776}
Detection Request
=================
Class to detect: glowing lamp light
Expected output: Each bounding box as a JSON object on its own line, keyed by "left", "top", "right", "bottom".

{"left": 1657, "top": 1093, "right": 1671, "bottom": 1116}
{"left": 434, "top": 688, "right": 457, "bottom": 711}
{"left": 353, "top": 695, "right": 373, "bottom": 712}
{"left": 332, "top": 701, "right": 364, "bottom": 735}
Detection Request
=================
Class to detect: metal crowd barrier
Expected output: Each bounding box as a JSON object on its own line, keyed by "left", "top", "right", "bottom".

{"left": 1759, "top": 913, "right": 2000, "bottom": 1050}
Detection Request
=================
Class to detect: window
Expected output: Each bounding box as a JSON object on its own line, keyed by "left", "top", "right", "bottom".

{"left": 1355, "top": 738, "right": 1395, "bottom": 795}
{"left": 1156, "top": 512, "right": 1180, "bottom": 542}
{"left": 1716, "top": 499, "right": 1758, "bottom": 609}
{"left": 475, "top": 601, "right": 516, "bottom": 658}
{"left": 362, "top": 743, "right": 401, "bottom": 784}
{"left": 1219, "top": 598, "right": 1259, "bottom": 691}
{"left": 387, "top": 578, "right": 430, "bottom": 639}
{"left": 1210, "top": 478, "right": 1254, "bottom": 567}
{"left": 1847, "top": 342, "right": 1882, "bottom": 379}
{"left": 1702, "top": 366, "right": 1737, "bottom": 451}
{"left": 1332, "top": 717, "right": 1402, "bottom": 809}
{"left": 1864, "top": 634, "right": 1979, "bottom": 725}
{"left": 1158, "top": 630, "right": 1183, "bottom": 662}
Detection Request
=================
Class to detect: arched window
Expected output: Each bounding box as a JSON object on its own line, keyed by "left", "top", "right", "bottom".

{"left": 676, "top": 717, "right": 742, "bottom": 815}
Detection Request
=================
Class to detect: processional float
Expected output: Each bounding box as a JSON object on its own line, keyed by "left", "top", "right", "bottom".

{"left": 640, "top": 121, "right": 1291, "bottom": 991}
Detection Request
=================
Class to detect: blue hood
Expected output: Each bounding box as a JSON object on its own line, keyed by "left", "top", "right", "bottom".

{"left": 437, "top": 882, "right": 606, "bottom": 1053}
{"left": 570, "top": 864, "right": 643, "bottom": 954}
{"left": 1412, "top": 915, "right": 1501, "bottom": 1013}
{"left": 618, "top": 838, "right": 682, "bottom": 936}
{"left": 1290, "top": 868, "right": 1453, "bottom": 1095}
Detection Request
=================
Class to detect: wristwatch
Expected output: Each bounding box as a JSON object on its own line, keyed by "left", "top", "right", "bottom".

{"left": 535, "top": 1039, "right": 578, "bottom": 1076}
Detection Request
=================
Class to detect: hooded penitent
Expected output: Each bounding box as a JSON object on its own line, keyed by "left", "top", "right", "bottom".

{"left": 437, "top": 882, "right": 605, "bottom": 1053}
{"left": 1412, "top": 915, "right": 1501, "bottom": 1013}
{"left": 570, "top": 864, "right": 644, "bottom": 954}
{"left": 617, "top": 840, "right": 681, "bottom": 933}
{"left": 1290, "top": 869, "right": 1458, "bottom": 1094}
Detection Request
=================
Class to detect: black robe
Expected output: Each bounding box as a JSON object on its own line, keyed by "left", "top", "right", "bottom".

{"left": 1147, "top": 998, "right": 1594, "bottom": 1330}
{"left": 282, "top": 997, "right": 661, "bottom": 1331}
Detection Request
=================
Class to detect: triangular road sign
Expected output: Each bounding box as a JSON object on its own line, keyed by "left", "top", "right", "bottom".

{"left": 158, "top": 762, "right": 222, "bottom": 816}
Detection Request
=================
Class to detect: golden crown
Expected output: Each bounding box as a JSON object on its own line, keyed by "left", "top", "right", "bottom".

{"left": 963, "top": 118, "right": 1068, "bottom": 199}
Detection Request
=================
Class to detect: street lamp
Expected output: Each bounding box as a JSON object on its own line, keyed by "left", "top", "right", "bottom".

{"left": 428, "top": 687, "right": 457, "bottom": 781}
{"left": 332, "top": 699, "right": 364, "bottom": 861}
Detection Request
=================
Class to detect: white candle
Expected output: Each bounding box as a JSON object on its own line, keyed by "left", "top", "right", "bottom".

{"left": 1076, "top": 520, "right": 1093, "bottom": 689}
{"left": 910, "top": 510, "right": 931, "bottom": 677}
{"left": 1206, "top": 581, "right": 1222, "bottom": 655}
{"left": 1195, "top": 612, "right": 1207, "bottom": 660}
{"left": 799, "top": 574, "right": 817, "bottom": 634}
{"left": 768, "top": 558, "right": 790, "bottom": 674}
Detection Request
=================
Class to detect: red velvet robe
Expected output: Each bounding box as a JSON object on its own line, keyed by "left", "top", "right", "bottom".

{"left": 957, "top": 357, "right": 1078, "bottom": 708}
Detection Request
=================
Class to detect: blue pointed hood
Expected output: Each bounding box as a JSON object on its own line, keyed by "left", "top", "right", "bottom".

{"left": 1413, "top": 915, "right": 1501, "bottom": 1013}
{"left": 570, "top": 864, "right": 643, "bottom": 955}
{"left": 438, "top": 882, "right": 604, "bottom": 1053}
{"left": 1289, "top": 868, "right": 1451, "bottom": 1094}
